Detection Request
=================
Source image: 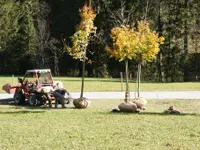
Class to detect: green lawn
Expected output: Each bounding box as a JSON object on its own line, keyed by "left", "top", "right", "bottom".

{"left": 0, "top": 99, "right": 200, "bottom": 150}
{"left": 0, "top": 76, "right": 200, "bottom": 93}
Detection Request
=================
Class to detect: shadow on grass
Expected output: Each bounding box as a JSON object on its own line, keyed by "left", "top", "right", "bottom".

{"left": 0, "top": 110, "right": 46, "bottom": 114}
{"left": 0, "top": 98, "right": 76, "bottom": 110}
{"left": 0, "top": 98, "right": 13, "bottom": 104}
{"left": 107, "top": 111, "right": 200, "bottom": 116}
{"left": 138, "top": 111, "right": 200, "bottom": 116}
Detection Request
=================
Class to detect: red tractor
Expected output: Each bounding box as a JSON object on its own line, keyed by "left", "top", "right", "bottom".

{"left": 2, "top": 69, "right": 71, "bottom": 107}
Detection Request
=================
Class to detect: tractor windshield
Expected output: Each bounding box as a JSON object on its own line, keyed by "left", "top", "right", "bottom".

{"left": 23, "top": 70, "right": 53, "bottom": 85}
{"left": 38, "top": 72, "right": 53, "bottom": 85}
{"left": 23, "top": 72, "right": 37, "bottom": 83}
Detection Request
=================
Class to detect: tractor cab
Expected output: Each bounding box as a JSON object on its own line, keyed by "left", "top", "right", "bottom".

{"left": 19, "top": 69, "right": 53, "bottom": 87}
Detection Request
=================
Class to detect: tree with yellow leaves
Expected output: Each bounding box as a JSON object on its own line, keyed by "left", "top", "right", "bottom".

{"left": 134, "top": 21, "right": 164, "bottom": 97}
{"left": 106, "top": 20, "right": 164, "bottom": 102}
{"left": 65, "top": 1, "right": 96, "bottom": 100}
{"left": 106, "top": 25, "right": 137, "bottom": 102}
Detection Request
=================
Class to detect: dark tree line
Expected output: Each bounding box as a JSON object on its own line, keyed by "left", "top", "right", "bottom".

{"left": 1, "top": 0, "right": 200, "bottom": 82}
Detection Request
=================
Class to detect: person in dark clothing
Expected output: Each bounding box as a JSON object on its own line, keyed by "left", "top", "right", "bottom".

{"left": 52, "top": 83, "right": 66, "bottom": 108}
{"left": 53, "top": 89, "right": 66, "bottom": 108}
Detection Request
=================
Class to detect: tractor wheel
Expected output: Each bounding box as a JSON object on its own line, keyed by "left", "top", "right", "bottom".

{"left": 14, "top": 91, "right": 25, "bottom": 105}
{"left": 29, "top": 94, "right": 37, "bottom": 106}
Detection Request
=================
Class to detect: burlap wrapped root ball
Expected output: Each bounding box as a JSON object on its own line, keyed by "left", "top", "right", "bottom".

{"left": 164, "top": 106, "right": 181, "bottom": 114}
{"left": 132, "top": 97, "right": 147, "bottom": 110}
{"left": 73, "top": 97, "right": 91, "bottom": 109}
{"left": 2, "top": 84, "right": 11, "bottom": 93}
{"left": 118, "top": 101, "right": 139, "bottom": 113}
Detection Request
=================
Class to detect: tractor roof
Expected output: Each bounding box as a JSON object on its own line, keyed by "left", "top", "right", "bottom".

{"left": 26, "top": 69, "right": 51, "bottom": 73}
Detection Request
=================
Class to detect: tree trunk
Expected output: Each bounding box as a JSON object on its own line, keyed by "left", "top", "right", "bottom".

{"left": 42, "top": 57, "right": 45, "bottom": 68}
{"left": 124, "top": 59, "right": 130, "bottom": 103}
{"left": 54, "top": 53, "right": 59, "bottom": 76}
{"left": 157, "top": 0, "right": 164, "bottom": 82}
{"left": 166, "top": 0, "right": 172, "bottom": 82}
{"left": 183, "top": 0, "right": 189, "bottom": 82}
{"left": 89, "top": 0, "right": 91, "bottom": 7}
{"left": 144, "top": 0, "right": 149, "bottom": 20}
{"left": 183, "top": 26, "right": 189, "bottom": 81}
{"left": 137, "top": 63, "right": 141, "bottom": 98}
{"left": 80, "top": 47, "right": 87, "bottom": 98}
{"left": 194, "top": 32, "right": 198, "bottom": 81}
{"left": 158, "top": 51, "right": 164, "bottom": 82}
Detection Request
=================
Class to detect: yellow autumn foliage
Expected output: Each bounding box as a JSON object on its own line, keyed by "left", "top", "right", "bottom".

{"left": 106, "top": 20, "right": 165, "bottom": 63}
{"left": 106, "top": 25, "right": 137, "bottom": 61}
{"left": 135, "top": 21, "right": 164, "bottom": 63}
{"left": 65, "top": 4, "right": 96, "bottom": 61}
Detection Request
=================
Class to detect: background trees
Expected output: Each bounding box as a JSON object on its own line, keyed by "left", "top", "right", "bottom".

{"left": 0, "top": 0, "right": 200, "bottom": 83}
{"left": 0, "top": 0, "right": 39, "bottom": 73}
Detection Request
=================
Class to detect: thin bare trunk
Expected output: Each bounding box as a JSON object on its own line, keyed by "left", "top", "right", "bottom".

{"left": 89, "top": 0, "right": 91, "bottom": 7}
{"left": 157, "top": 0, "right": 164, "bottom": 82}
{"left": 54, "top": 53, "right": 59, "bottom": 76}
{"left": 158, "top": 52, "right": 164, "bottom": 82}
{"left": 137, "top": 63, "right": 141, "bottom": 98}
{"left": 166, "top": 2, "right": 171, "bottom": 82}
{"left": 195, "top": 36, "right": 198, "bottom": 80}
{"left": 183, "top": 0, "right": 189, "bottom": 81}
{"left": 120, "top": 72, "right": 124, "bottom": 91}
{"left": 144, "top": 0, "right": 149, "bottom": 20}
{"left": 80, "top": 47, "right": 87, "bottom": 98}
{"left": 124, "top": 59, "right": 130, "bottom": 102}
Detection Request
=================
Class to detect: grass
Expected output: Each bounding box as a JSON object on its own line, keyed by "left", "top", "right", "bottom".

{"left": 0, "top": 99, "right": 200, "bottom": 150}
{"left": 1, "top": 76, "right": 200, "bottom": 93}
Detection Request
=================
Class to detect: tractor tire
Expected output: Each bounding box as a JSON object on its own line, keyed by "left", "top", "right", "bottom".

{"left": 29, "top": 94, "right": 37, "bottom": 106}
{"left": 29, "top": 94, "right": 45, "bottom": 106}
{"left": 14, "top": 91, "right": 25, "bottom": 105}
